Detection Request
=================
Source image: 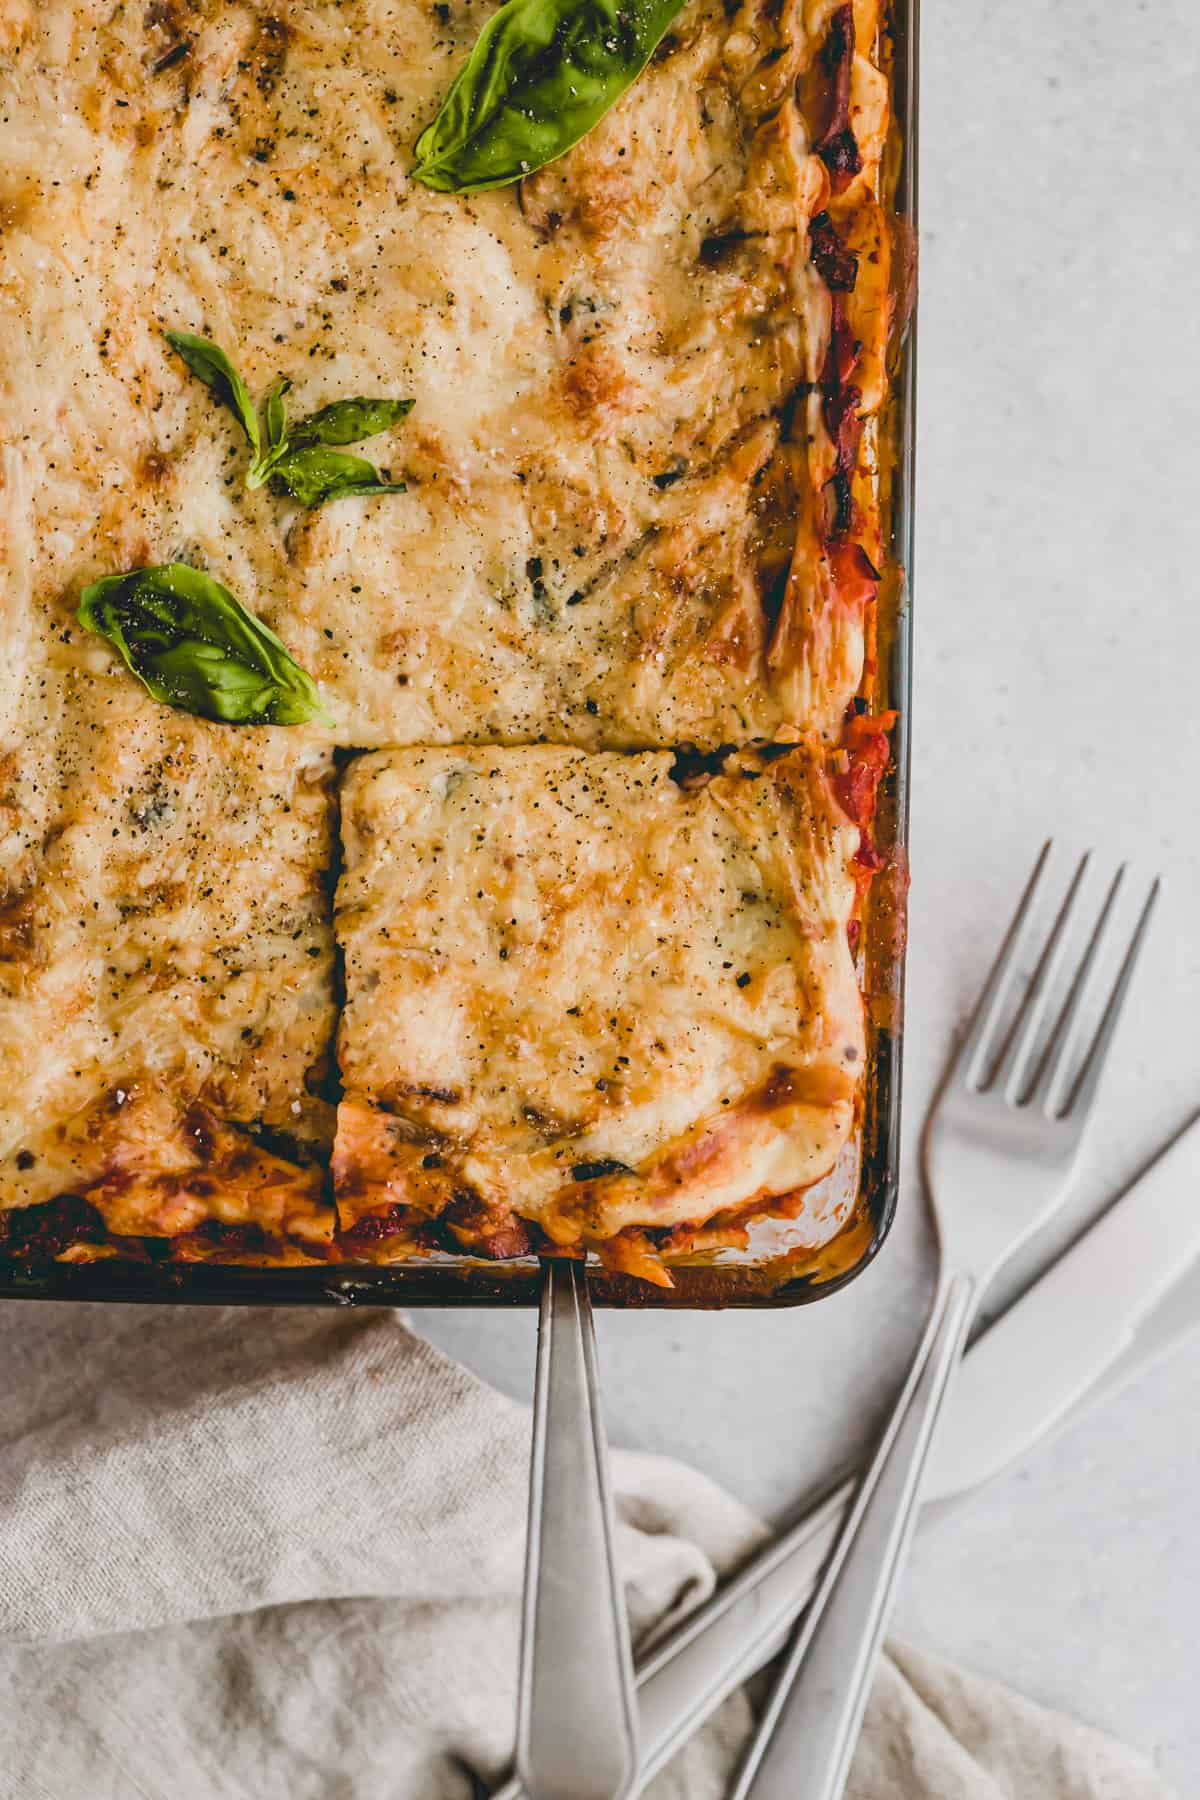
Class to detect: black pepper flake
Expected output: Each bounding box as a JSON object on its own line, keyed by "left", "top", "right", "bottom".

{"left": 736, "top": 972, "right": 751, "bottom": 988}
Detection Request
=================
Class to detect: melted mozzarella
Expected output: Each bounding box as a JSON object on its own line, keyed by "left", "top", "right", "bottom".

{"left": 0, "top": 0, "right": 872, "bottom": 752}
{"left": 0, "top": 658, "right": 336, "bottom": 1238}
{"left": 333, "top": 745, "right": 864, "bottom": 1261}
{"left": 0, "top": 1, "right": 891, "bottom": 1269}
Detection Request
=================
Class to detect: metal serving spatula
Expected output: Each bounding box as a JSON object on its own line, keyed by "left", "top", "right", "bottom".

{"left": 516, "top": 1259, "right": 638, "bottom": 1800}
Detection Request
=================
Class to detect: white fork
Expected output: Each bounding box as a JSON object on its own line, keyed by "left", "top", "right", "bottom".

{"left": 730, "top": 843, "right": 1161, "bottom": 1800}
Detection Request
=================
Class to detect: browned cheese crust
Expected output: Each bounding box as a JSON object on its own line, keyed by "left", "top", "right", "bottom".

{"left": 2, "top": 0, "right": 890, "bottom": 751}
{"left": 0, "top": 659, "right": 337, "bottom": 1254}
{"left": 333, "top": 744, "right": 864, "bottom": 1285}
{"left": 0, "top": 0, "right": 894, "bottom": 1273}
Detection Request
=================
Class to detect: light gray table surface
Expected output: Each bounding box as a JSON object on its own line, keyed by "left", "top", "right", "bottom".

{"left": 422, "top": 1, "right": 1200, "bottom": 1789}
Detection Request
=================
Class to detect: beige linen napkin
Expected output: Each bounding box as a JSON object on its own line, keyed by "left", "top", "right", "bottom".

{"left": 0, "top": 1303, "right": 1173, "bottom": 1799}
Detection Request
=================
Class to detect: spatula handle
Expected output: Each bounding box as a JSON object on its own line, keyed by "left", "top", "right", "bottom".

{"left": 516, "top": 1259, "right": 638, "bottom": 1800}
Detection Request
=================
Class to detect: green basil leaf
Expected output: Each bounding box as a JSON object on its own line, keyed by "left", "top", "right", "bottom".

{"left": 411, "top": 0, "right": 687, "bottom": 194}
{"left": 78, "top": 562, "right": 330, "bottom": 727}
{"left": 291, "top": 396, "right": 414, "bottom": 448}
{"left": 165, "top": 331, "right": 262, "bottom": 456}
{"left": 269, "top": 446, "right": 407, "bottom": 508}
{"left": 247, "top": 375, "right": 294, "bottom": 489}
{"left": 264, "top": 375, "right": 292, "bottom": 452}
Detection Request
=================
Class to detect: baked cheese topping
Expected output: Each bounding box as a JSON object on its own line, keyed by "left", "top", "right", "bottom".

{"left": 333, "top": 744, "right": 864, "bottom": 1283}
{"left": 0, "top": 0, "right": 895, "bottom": 1277}
{"left": 0, "top": 656, "right": 336, "bottom": 1248}
{"left": 1, "top": 0, "right": 887, "bottom": 752}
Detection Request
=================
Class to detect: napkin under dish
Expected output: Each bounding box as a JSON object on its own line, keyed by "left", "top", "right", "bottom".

{"left": 0, "top": 1303, "right": 1174, "bottom": 1799}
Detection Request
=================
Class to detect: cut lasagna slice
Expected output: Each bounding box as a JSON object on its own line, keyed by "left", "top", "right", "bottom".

{"left": 0, "top": 657, "right": 337, "bottom": 1260}
{"left": 333, "top": 743, "right": 865, "bottom": 1284}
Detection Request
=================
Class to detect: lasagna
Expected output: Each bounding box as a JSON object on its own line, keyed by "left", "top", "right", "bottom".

{"left": 0, "top": 648, "right": 337, "bottom": 1260}
{"left": 0, "top": 0, "right": 899, "bottom": 1283}
{"left": 333, "top": 744, "right": 865, "bottom": 1285}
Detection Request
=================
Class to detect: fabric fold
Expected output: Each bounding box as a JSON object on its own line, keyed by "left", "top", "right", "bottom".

{"left": 0, "top": 1304, "right": 1175, "bottom": 1799}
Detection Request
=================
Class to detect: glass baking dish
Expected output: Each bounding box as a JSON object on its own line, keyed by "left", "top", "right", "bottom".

{"left": 0, "top": 0, "right": 915, "bottom": 1311}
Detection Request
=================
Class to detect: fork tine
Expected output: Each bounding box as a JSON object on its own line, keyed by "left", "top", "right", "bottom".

{"left": 950, "top": 840, "right": 1054, "bottom": 1091}
{"left": 1026, "top": 864, "right": 1124, "bottom": 1110}
{"left": 1036, "top": 874, "right": 1158, "bottom": 1116}
{"left": 993, "top": 850, "right": 1092, "bottom": 1101}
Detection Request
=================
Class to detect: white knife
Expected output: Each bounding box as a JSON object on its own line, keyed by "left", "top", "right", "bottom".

{"left": 924, "top": 1107, "right": 1200, "bottom": 1502}
{"left": 491, "top": 1110, "right": 1200, "bottom": 1798}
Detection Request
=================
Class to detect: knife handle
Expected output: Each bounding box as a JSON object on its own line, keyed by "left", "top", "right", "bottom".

{"left": 730, "top": 1271, "right": 977, "bottom": 1800}
{"left": 634, "top": 1484, "right": 850, "bottom": 1784}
